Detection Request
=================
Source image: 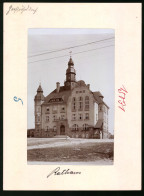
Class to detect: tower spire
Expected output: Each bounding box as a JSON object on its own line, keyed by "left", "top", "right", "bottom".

{"left": 69, "top": 51, "right": 72, "bottom": 58}
{"left": 64, "top": 56, "right": 76, "bottom": 89}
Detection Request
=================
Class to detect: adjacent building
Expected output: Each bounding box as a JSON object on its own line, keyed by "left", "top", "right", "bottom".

{"left": 34, "top": 57, "right": 109, "bottom": 138}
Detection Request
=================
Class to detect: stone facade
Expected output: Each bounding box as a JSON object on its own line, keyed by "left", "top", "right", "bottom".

{"left": 34, "top": 57, "right": 109, "bottom": 138}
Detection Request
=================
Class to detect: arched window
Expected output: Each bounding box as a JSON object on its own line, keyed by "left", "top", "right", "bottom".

{"left": 72, "top": 97, "right": 76, "bottom": 110}
{"left": 78, "top": 96, "right": 83, "bottom": 110}
{"left": 45, "top": 126, "right": 49, "bottom": 131}
{"left": 85, "top": 96, "right": 89, "bottom": 110}
{"left": 53, "top": 126, "right": 57, "bottom": 131}
{"left": 72, "top": 124, "right": 78, "bottom": 131}
{"left": 83, "top": 124, "right": 89, "bottom": 130}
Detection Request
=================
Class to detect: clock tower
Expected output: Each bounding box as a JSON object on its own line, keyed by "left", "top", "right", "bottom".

{"left": 64, "top": 56, "right": 77, "bottom": 89}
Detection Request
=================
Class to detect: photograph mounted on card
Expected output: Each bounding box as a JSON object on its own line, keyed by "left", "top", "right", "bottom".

{"left": 27, "top": 28, "right": 114, "bottom": 165}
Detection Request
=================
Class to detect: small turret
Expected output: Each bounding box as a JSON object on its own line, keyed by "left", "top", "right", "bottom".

{"left": 34, "top": 84, "right": 44, "bottom": 101}
{"left": 34, "top": 84, "right": 45, "bottom": 135}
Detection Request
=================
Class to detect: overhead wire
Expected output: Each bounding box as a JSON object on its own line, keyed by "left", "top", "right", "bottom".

{"left": 28, "top": 44, "right": 114, "bottom": 64}
{"left": 28, "top": 37, "right": 114, "bottom": 58}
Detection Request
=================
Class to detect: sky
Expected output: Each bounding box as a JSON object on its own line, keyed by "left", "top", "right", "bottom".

{"left": 28, "top": 28, "right": 115, "bottom": 134}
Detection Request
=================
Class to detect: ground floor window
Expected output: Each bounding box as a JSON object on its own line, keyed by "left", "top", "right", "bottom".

{"left": 83, "top": 124, "right": 89, "bottom": 130}
{"left": 45, "top": 126, "right": 49, "bottom": 131}
{"left": 53, "top": 126, "right": 57, "bottom": 131}
{"left": 72, "top": 124, "right": 78, "bottom": 131}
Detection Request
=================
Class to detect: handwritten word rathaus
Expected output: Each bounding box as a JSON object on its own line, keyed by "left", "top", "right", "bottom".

{"left": 47, "top": 167, "right": 81, "bottom": 178}
{"left": 118, "top": 85, "right": 128, "bottom": 112}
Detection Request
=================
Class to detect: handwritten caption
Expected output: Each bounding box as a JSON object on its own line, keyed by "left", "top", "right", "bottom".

{"left": 118, "top": 85, "right": 128, "bottom": 112}
{"left": 6, "top": 5, "right": 38, "bottom": 15}
{"left": 13, "top": 96, "right": 23, "bottom": 105}
{"left": 47, "top": 167, "right": 81, "bottom": 178}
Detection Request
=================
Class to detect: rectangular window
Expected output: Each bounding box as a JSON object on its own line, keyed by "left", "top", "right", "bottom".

{"left": 53, "top": 106, "right": 57, "bottom": 111}
{"left": 85, "top": 104, "right": 89, "bottom": 110}
{"left": 79, "top": 114, "right": 83, "bottom": 120}
{"left": 46, "top": 107, "right": 49, "bottom": 112}
{"left": 53, "top": 115, "right": 57, "bottom": 121}
{"left": 46, "top": 116, "right": 49, "bottom": 122}
{"left": 37, "top": 116, "right": 40, "bottom": 122}
{"left": 72, "top": 97, "right": 76, "bottom": 111}
{"left": 73, "top": 103, "right": 76, "bottom": 110}
{"left": 72, "top": 114, "right": 76, "bottom": 120}
{"left": 85, "top": 113, "right": 89, "bottom": 120}
{"left": 61, "top": 106, "right": 65, "bottom": 112}
{"left": 61, "top": 115, "right": 65, "bottom": 120}
{"left": 79, "top": 102, "right": 83, "bottom": 109}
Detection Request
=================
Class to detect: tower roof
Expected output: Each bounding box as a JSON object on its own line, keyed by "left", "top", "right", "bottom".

{"left": 68, "top": 57, "right": 74, "bottom": 66}
{"left": 34, "top": 84, "right": 44, "bottom": 101}
{"left": 37, "top": 84, "right": 43, "bottom": 92}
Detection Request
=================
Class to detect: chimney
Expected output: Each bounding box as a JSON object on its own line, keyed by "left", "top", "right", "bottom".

{"left": 56, "top": 82, "right": 60, "bottom": 93}
{"left": 87, "top": 84, "right": 90, "bottom": 89}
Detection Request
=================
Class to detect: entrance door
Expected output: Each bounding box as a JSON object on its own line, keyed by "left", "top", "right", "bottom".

{"left": 60, "top": 125, "right": 65, "bottom": 135}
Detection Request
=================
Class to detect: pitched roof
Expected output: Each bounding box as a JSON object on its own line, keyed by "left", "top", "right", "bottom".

{"left": 95, "top": 119, "right": 103, "bottom": 128}
{"left": 42, "top": 86, "right": 71, "bottom": 105}
{"left": 93, "top": 91, "right": 109, "bottom": 109}
{"left": 93, "top": 91, "right": 103, "bottom": 104}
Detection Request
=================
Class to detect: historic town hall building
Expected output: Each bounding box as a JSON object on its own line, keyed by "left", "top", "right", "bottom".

{"left": 34, "top": 57, "right": 109, "bottom": 139}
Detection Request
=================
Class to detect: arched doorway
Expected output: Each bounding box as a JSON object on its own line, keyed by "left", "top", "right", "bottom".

{"left": 60, "top": 125, "right": 65, "bottom": 135}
